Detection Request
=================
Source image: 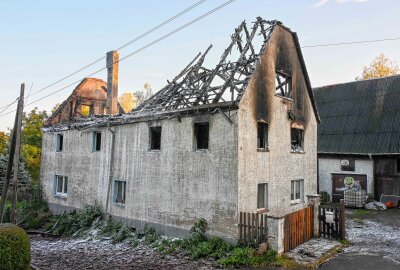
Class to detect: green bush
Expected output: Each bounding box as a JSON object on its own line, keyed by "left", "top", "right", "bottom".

{"left": 219, "top": 247, "right": 277, "bottom": 267}
{"left": 0, "top": 224, "right": 31, "bottom": 270}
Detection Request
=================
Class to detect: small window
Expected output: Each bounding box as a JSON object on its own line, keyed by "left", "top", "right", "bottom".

{"left": 113, "top": 180, "right": 126, "bottom": 204}
{"left": 291, "top": 128, "right": 304, "bottom": 152}
{"left": 56, "top": 134, "right": 64, "bottom": 152}
{"left": 54, "top": 175, "right": 68, "bottom": 196}
{"left": 291, "top": 179, "right": 304, "bottom": 202}
{"left": 397, "top": 159, "right": 400, "bottom": 173}
{"left": 93, "top": 131, "right": 101, "bottom": 151}
{"left": 80, "top": 104, "right": 91, "bottom": 117}
{"left": 257, "top": 183, "right": 268, "bottom": 209}
{"left": 149, "top": 126, "right": 162, "bottom": 150}
{"left": 275, "top": 71, "right": 292, "bottom": 98}
{"left": 194, "top": 122, "right": 209, "bottom": 150}
{"left": 257, "top": 122, "right": 268, "bottom": 149}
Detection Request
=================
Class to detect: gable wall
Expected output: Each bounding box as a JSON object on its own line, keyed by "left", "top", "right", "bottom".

{"left": 238, "top": 25, "right": 318, "bottom": 218}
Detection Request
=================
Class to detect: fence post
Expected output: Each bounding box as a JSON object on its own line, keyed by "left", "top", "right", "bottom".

{"left": 339, "top": 199, "right": 346, "bottom": 240}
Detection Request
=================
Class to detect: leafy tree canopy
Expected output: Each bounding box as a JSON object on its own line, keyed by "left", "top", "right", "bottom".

{"left": 357, "top": 53, "right": 399, "bottom": 80}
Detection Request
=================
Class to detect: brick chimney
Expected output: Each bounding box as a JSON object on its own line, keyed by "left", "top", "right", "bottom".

{"left": 106, "top": 50, "right": 119, "bottom": 115}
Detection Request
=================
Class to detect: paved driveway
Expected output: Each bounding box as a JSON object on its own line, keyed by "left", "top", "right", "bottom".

{"left": 320, "top": 209, "right": 400, "bottom": 270}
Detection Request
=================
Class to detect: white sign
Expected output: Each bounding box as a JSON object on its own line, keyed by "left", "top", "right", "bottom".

{"left": 325, "top": 211, "right": 334, "bottom": 224}
{"left": 341, "top": 160, "right": 350, "bottom": 166}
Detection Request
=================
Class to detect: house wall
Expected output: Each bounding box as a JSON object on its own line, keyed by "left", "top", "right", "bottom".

{"left": 237, "top": 25, "right": 318, "bottom": 252}
{"left": 41, "top": 112, "right": 239, "bottom": 241}
{"left": 318, "top": 156, "right": 374, "bottom": 198}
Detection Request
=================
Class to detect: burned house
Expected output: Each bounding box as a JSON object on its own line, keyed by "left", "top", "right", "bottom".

{"left": 40, "top": 18, "right": 319, "bottom": 252}
{"left": 314, "top": 75, "right": 400, "bottom": 203}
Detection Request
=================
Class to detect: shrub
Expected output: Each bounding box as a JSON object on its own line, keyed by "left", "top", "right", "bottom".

{"left": 219, "top": 247, "right": 278, "bottom": 267}
{"left": 0, "top": 224, "right": 31, "bottom": 270}
{"left": 320, "top": 191, "right": 330, "bottom": 204}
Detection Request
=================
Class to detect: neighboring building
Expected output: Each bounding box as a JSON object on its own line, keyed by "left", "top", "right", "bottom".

{"left": 314, "top": 75, "right": 400, "bottom": 202}
{"left": 40, "top": 18, "right": 319, "bottom": 252}
{"left": 45, "top": 53, "right": 124, "bottom": 126}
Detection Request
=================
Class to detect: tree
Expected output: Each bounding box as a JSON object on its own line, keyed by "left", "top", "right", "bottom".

{"left": 20, "top": 108, "right": 48, "bottom": 182}
{"left": 0, "top": 132, "right": 8, "bottom": 155}
{"left": 357, "top": 53, "right": 399, "bottom": 80}
{"left": 119, "top": 92, "right": 137, "bottom": 113}
{"left": 134, "top": 83, "right": 153, "bottom": 107}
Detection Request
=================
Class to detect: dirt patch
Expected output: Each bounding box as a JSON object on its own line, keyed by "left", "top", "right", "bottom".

{"left": 30, "top": 235, "right": 217, "bottom": 270}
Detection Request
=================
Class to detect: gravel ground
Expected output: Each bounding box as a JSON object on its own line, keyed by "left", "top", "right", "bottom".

{"left": 320, "top": 209, "right": 400, "bottom": 270}
{"left": 30, "top": 235, "right": 218, "bottom": 270}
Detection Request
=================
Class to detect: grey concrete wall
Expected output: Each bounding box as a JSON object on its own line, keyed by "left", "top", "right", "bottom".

{"left": 41, "top": 112, "right": 239, "bottom": 241}
{"left": 237, "top": 24, "right": 318, "bottom": 221}
{"left": 318, "top": 157, "right": 374, "bottom": 198}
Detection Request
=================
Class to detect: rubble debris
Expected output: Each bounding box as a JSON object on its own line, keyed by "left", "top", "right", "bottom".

{"left": 364, "top": 201, "right": 387, "bottom": 210}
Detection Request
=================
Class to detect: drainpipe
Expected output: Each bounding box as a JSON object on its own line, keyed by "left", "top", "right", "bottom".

{"left": 104, "top": 124, "right": 116, "bottom": 220}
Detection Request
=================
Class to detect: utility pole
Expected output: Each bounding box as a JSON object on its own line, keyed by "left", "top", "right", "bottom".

{"left": 0, "top": 83, "right": 24, "bottom": 223}
{"left": 10, "top": 83, "right": 25, "bottom": 223}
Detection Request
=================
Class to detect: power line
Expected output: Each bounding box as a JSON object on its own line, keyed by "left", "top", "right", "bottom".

{"left": 0, "top": 98, "right": 19, "bottom": 115}
{"left": 25, "top": 0, "right": 208, "bottom": 100}
{"left": 302, "top": 37, "right": 400, "bottom": 48}
{"left": 0, "top": 0, "right": 237, "bottom": 118}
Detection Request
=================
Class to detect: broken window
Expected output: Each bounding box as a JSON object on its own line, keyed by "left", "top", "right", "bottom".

{"left": 149, "top": 126, "right": 162, "bottom": 150}
{"left": 257, "top": 122, "right": 268, "bottom": 149}
{"left": 56, "top": 134, "right": 63, "bottom": 152}
{"left": 113, "top": 180, "right": 126, "bottom": 204}
{"left": 291, "top": 128, "right": 304, "bottom": 152}
{"left": 257, "top": 183, "right": 268, "bottom": 209}
{"left": 93, "top": 131, "right": 101, "bottom": 151}
{"left": 275, "top": 70, "right": 292, "bottom": 98}
{"left": 194, "top": 122, "right": 209, "bottom": 150}
{"left": 80, "top": 104, "right": 91, "bottom": 117}
{"left": 291, "top": 179, "right": 304, "bottom": 202}
{"left": 54, "top": 175, "right": 68, "bottom": 196}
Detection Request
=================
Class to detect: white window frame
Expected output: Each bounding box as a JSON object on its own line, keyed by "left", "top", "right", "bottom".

{"left": 54, "top": 175, "right": 68, "bottom": 197}
{"left": 291, "top": 179, "right": 304, "bottom": 204}
{"left": 113, "top": 180, "right": 126, "bottom": 205}
{"left": 56, "top": 134, "right": 63, "bottom": 152}
{"left": 257, "top": 182, "right": 268, "bottom": 209}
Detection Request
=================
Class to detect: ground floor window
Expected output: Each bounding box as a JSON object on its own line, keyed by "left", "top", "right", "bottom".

{"left": 257, "top": 183, "right": 268, "bottom": 209}
{"left": 113, "top": 180, "right": 126, "bottom": 204}
{"left": 291, "top": 179, "right": 304, "bottom": 202}
{"left": 54, "top": 175, "right": 68, "bottom": 196}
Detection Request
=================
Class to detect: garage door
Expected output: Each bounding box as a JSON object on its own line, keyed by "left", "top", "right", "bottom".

{"left": 331, "top": 174, "right": 367, "bottom": 203}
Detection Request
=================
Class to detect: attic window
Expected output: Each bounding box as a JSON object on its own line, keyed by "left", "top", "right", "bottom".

{"left": 149, "top": 126, "right": 162, "bottom": 150}
{"left": 275, "top": 71, "right": 292, "bottom": 98}
{"left": 81, "top": 104, "right": 92, "bottom": 117}
{"left": 257, "top": 122, "right": 268, "bottom": 150}
{"left": 194, "top": 122, "right": 209, "bottom": 150}
{"left": 291, "top": 128, "right": 304, "bottom": 152}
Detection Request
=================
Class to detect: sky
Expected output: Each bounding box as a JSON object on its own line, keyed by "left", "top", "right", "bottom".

{"left": 0, "top": 0, "right": 399, "bottom": 131}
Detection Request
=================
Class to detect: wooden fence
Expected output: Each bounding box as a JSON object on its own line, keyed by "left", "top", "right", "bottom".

{"left": 283, "top": 205, "right": 314, "bottom": 252}
{"left": 238, "top": 212, "right": 268, "bottom": 247}
{"left": 319, "top": 200, "right": 345, "bottom": 240}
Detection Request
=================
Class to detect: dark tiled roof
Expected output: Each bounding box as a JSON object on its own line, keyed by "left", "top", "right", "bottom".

{"left": 314, "top": 75, "right": 400, "bottom": 155}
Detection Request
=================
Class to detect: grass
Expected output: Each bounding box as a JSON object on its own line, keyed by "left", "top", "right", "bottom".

{"left": 347, "top": 208, "right": 371, "bottom": 220}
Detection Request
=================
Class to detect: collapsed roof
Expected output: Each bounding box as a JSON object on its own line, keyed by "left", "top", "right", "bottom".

{"left": 44, "top": 17, "right": 318, "bottom": 132}
{"left": 314, "top": 75, "right": 400, "bottom": 155}
{"left": 133, "top": 17, "right": 276, "bottom": 114}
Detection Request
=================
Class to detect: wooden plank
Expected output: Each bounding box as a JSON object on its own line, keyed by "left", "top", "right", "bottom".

{"left": 247, "top": 212, "right": 251, "bottom": 245}
{"left": 239, "top": 212, "right": 243, "bottom": 244}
